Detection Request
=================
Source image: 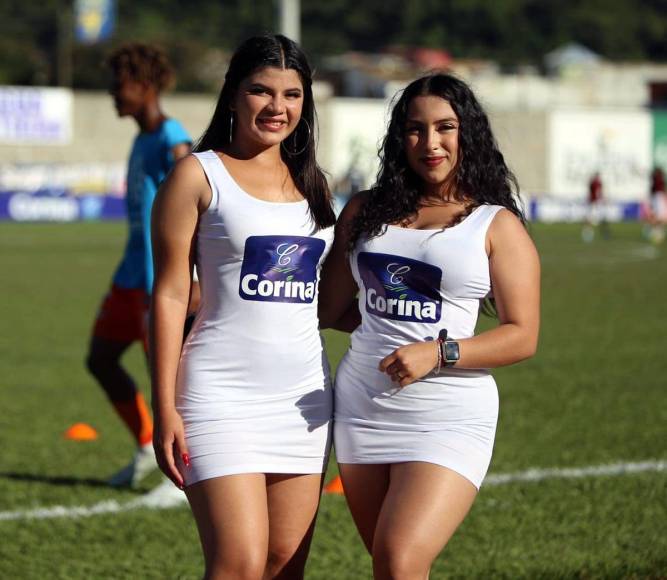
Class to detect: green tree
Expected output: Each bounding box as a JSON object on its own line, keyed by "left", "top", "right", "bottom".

{"left": 0, "top": 0, "right": 665, "bottom": 89}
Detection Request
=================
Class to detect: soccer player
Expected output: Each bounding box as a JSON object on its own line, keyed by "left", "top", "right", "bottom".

{"left": 647, "top": 166, "right": 666, "bottom": 244}
{"left": 85, "top": 43, "right": 192, "bottom": 487}
{"left": 582, "top": 171, "right": 609, "bottom": 242}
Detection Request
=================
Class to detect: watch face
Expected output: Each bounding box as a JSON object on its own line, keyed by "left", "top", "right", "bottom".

{"left": 444, "top": 341, "right": 460, "bottom": 362}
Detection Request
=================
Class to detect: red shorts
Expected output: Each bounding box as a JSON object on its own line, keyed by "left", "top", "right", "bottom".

{"left": 92, "top": 285, "right": 149, "bottom": 348}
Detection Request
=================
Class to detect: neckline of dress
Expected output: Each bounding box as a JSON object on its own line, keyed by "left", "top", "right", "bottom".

{"left": 211, "top": 151, "right": 308, "bottom": 207}
{"left": 385, "top": 204, "right": 485, "bottom": 233}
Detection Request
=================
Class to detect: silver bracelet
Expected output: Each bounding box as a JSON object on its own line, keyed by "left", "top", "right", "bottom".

{"left": 435, "top": 339, "right": 443, "bottom": 374}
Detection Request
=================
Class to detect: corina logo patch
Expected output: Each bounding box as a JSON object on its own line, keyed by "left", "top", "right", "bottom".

{"left": 239, "top": 235, "right": 326, "bottom": 303}
{"left": 358, "top": 252, "right": 442, "bottom": 322}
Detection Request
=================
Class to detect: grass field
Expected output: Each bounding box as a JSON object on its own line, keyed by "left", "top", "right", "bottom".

{"left": 0, "top": 221, "right": 665, "bottom": 579}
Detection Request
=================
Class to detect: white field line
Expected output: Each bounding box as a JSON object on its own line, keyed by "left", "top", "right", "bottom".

{"left": 538, "top": 243, "right": 661, "bottom": 267}
{"left": 484, "top": 459, "right": 666, "bottom": 485}
{"left": 573, "top": 244, "right": 661, "bottom": 266}
{"left": 0, "top": 459, "right": 665, "bottom": 522}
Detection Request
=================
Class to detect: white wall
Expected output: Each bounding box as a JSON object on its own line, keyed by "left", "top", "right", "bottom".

{"left": 0, "top": 88, "right": 655, "bottom": 203}
{"left": 317, "top": 98, "right": 389, "bottom": 190}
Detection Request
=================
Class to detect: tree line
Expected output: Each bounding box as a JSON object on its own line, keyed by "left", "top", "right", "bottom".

{"left": 1, "top": 0, "right": 665, "bottom": 91}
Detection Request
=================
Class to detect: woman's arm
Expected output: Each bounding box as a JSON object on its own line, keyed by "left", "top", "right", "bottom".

{"left": 150, "top": 155, "right": 209, "bottom": 487}
{"left": 455, "top": 209, "right": 540, "bottom": 367}
{"left": 329, "top": 301, "right": 361, "bottom": 333}
{"left": 318, "top": 193, "right": 365, "bottom": 331}
{"left": 170, "top": 142, "right": 202, "bottom": 315}
{"left": 380, "top": 210, "right": 541, "bottom": 386}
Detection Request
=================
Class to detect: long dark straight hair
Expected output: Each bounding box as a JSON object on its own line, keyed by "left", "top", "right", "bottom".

{"left": 194, "top": 34, "right": 335, "bottom": 230}
{"left": 348, "top": 73, "right": 524, "bottom": 249}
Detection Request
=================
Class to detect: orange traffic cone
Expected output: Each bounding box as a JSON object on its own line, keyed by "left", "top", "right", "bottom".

{"left": 64, "top": 422, "right": 99, "bottom": 441}
{"left": 323, "top": 475, "right": 344, "bottom": 495}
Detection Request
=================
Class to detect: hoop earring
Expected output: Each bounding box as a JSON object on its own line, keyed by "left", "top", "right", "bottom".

{"left": 281, "top": 118, "right": 311, "bottom": 156}
{"left": 228, "top": 114, "right": 234, "bottom": 144}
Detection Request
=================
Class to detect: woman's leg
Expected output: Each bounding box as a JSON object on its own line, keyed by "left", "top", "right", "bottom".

{"left": 338, "top": 463, "right": 391, "bottom": 553}
{"left": 264, "top": 472, "right": 325, "bottom": 580}
{"left": 186, "top": 473, "right": 269, "bottom": 580}
{"left": 372, "top": 462, "right": 478, "bottom": 580}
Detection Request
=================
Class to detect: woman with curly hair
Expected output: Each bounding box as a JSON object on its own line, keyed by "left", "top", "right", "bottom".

{"left": 319, "top": 73, "right": 540, "bottom": 578}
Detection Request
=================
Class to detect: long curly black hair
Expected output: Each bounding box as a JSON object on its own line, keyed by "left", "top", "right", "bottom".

{"left": 194, "top": 34, "right": 335, "bottom": 230}
{"left": 348, "top": 73, "right": 524, "bottom": 250}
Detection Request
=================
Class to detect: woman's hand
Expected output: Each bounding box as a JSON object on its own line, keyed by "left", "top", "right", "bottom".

{"left": 153, "top": 408, "right": 190, "bottom": 489}
{"left": 379, "top": 340, "right": 439, "bottom": 388}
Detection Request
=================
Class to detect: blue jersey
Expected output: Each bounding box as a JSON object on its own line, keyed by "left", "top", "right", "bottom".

{"left": 113, "top": 118, "right": 191, "bottom": 293}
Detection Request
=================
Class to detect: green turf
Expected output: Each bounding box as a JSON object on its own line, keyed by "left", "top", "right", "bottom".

{"left": 0, "top": 222, "right": 665, "bottom": 579}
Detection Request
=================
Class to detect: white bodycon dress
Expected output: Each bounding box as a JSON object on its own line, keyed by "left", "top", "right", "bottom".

{"left": 176, "top": 151, "right": 334, "bottom": 486}
{"left": 334, "top": 204, "right": 504, "bottom": 489}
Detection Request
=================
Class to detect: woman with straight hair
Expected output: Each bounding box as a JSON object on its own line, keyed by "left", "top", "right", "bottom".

{"left": 150, "top": 34, "right": 336, "bottom": 579}
{"left": 319, "top": 73, "right": 540, "bottom": 578}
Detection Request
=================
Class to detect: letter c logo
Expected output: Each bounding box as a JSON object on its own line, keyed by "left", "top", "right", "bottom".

{"left": 386, "top": 262, "right": 410, "bottom": 284}
{"left": 276, "top": 243, "right": 300, "bottom": 266}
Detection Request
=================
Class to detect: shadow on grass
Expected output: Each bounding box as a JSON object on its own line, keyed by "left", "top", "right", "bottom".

{"left": 0, "top": 471, "right": 137, "bottom": 491}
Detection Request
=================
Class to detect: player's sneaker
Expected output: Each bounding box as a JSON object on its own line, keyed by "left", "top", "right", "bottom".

{"left": 108, "top": 444, "right": 158, "bottom": 488}
{"left": 141, "top": 478, "right": 188, "bottom": 508}
{"left": 650, "top": 226, "right": 665, "bottom": 245}
{"left": 581, "top": 225, "right": 595, "bottom": 243}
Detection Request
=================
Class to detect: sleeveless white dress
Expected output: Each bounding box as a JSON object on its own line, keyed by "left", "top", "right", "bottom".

{"left": 175, "top": 151, "right": 334, "bottom": 485}
{"left": 334, "top": 204, "right": 504, "bottom": 489}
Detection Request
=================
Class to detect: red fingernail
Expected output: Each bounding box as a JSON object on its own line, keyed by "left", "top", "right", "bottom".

{"left": 182, "top": 453, "right": 191, "bottom": 467}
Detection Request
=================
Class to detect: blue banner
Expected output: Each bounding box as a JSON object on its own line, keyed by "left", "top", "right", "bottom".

{"left": 527, "top": 198, "right": 642, "bottom": 222}
{"left": 0, "top": 191, "right": 125, "bottom": 222}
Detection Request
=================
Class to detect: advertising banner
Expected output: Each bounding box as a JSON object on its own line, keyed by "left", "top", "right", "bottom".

{"left": 0, "top": 191, "right": 125, "bottom": 222}
{"left": 0, "top": 162, "right": 126, "bottom": 221}
{"left": 0, "top": 87, "right": 73, "bottom": 145}
{"left": 0, "top": 162, "right": 125, "bottom": 197}
{"left": 548, "top": 109, "right": 652, "bottom": 201}
{"left": 527, "top": 198, "right": 641, "bottom": 222}
{"left": 652, "top": 110, "right": 667, "bottom": 171}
